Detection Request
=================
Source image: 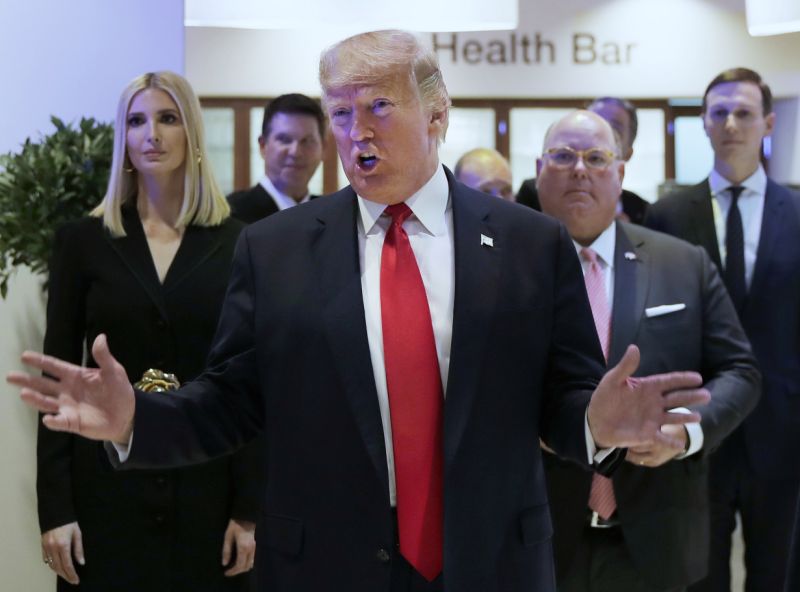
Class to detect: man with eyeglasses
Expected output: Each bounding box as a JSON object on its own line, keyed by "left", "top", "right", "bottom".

{"left": 538, "top": 110, "right": 759, "bottom": 592}
{"left": 646, "top": 68, "right": 800, "bottom": 592}
{"left": 517, "top": 97, "right": 650, "bottom": 224}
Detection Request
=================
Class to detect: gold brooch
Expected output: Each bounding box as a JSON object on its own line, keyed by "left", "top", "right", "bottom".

{"left": 134, "top": 369, "right": 180, "bottom": 393}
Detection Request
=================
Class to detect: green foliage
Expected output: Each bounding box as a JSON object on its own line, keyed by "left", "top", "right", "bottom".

{"left": 0, "top": 116, "right": 114, "bottom": 297}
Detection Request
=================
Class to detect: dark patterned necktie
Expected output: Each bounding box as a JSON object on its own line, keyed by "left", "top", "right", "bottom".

{"left": 724, "top": 186, "right": 746, "bottom": 313}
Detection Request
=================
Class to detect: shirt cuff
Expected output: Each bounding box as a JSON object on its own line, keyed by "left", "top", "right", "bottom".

{"left": 585, "top": 408, "right": 616, "bottom": 464}
{"left": 669, "top": 407, "right": 704, "bottom": 458}
{"left": 110, "top": 430, "right": 134, "bottom": 463}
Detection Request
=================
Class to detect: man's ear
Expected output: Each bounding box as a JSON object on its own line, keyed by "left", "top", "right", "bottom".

{"left": 536, "top": 158, "right": 543, "bottom": 177}
{"left": 429, "top": 110, "right": 448, "bottom": 138}
{"left": 764, "top": 111, "right": 776, "bottom": 137}
{"left": 618, "top": 160, "right": 626, "bottom": 185}
{"left": 623, "top": 145, "right": 634, "bottom": 162}
{"left": 258, "top": 135, "right": 267, "bottom": 158}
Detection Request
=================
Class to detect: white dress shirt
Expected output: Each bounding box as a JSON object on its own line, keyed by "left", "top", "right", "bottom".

{"left": 357, "top": 164, "right": 454, "bottom": 506}
{"left": 259, "top": 175, "right": 311, "bottom": 211}
{"left": 708, "top": 166, "right": 766, "bottom": 288}
{"left": 577, "top": 222, "right": 703, "bottom": 458}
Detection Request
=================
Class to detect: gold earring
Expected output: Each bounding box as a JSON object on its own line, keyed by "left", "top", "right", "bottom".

{"left": 196, "top": 148, "right": 202, "bottom": 165}
{"left": 123, "top": 156, "right": 135, "bottom": 173}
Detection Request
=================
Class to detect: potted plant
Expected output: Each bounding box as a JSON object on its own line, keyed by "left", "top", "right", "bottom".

{"left": 0, "top": 116, "right": 114, "bottom": 297}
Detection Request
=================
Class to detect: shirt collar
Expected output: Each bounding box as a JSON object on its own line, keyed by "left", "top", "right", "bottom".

{"left": 573, "top": 221, "right": 616, "bottom": 269}
{"left": 259, "top": 175, "right": 310, "bottom": 209}
{"left": 356, "top": 164, "right": 449, "bottom": 235}
{"left": 708, "top": 165, "right": 767, "bottom": 198}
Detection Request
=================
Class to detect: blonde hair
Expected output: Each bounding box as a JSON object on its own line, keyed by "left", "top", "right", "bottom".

{"left": 319, "top": 30, "right": 451, "bottom": 143}
{"left": 92, "top": 71, "right": 229, "bottom": 236}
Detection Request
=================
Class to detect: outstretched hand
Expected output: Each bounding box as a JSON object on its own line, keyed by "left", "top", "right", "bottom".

{"left": 587, "top": 345, "right": 710, "bottom": 450}
{"left": 7, "top": 334, "right": 135, "bottom": 445}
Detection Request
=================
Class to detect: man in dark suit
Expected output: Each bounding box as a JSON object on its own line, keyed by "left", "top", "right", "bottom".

{"left": 645, "top": 67, "right": 800, "bottom": 592}
{"left": 517, "top": 97, "right": 650, "bottom": 224}
{"left": 536, "top": 110, "right": 759, "bottom": 592}
{"left": 9, "top": 31, "right": 711, "bottom": 592}
{"left": 227, "top": 93, "right": 325, "bottom": 223}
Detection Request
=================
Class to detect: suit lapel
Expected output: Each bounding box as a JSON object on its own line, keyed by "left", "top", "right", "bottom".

{"left": 690, "top": 180, "right": 722, "bottom": 270}
{"left": 312, "top": 189, "right": 389, "bottom": 490}
{"left": 747, "top": 180, "right": 785, "bottom": 311}
{"left": 443, "top": 177, "right": 502, "bottom": 466}
{"left": 106, "top": 205, "right": 168, "bottom": 320}
{"left": 162, "top": 224, "right": 227, "bottom": 293}
{"left": 257, "top": 185, "right": 280, "bottom": 218}
{"left": 609, "top": 223, "right": 649, "bottom": 366}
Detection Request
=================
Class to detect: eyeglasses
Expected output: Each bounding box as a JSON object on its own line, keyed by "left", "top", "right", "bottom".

{"left": 543, "top": 146, "right": 617, "bottom": 170}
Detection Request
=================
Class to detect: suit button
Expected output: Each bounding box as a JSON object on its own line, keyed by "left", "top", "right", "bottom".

{"left": 154, "top": 514, "right": 166, "bottom": 525}
{"left": 155, "top": 476, "right": 167, "bottom": 487}
{"left": 376, "top": 548, "right": 391, "bottom": 563}
{"left": 155, "top": 319, "right": 167, "bottom": 330}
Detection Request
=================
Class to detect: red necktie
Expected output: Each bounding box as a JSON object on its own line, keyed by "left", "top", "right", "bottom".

{"left": 581, "top": 247, "right": 617, "bottom": 520}
{"left": 381, "top": 203, "right": 443, "bottom": 581}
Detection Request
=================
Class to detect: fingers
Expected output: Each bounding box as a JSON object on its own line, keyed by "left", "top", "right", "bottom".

{"left": 224, "top": 535, "right": 255, "bottom": 576}
{"left": 221, "top": 527, "right": 233, "bottom": 567}
{"left": 663, "top": 387, "right": 711, "bottom": 410}
{"left": 57, "top": 536, "right": 80, "bottom": 585}
{"left": 42, "top": 411, "right": 79, "bottom": 434}
{"left": 605, "top": 344, "right": 640, "bottom": 383}
{"left": 19, "top": 388, "right": 60, "bottom": 414}
{"left": 92, "top": 334, "right": 118, "bottom": 373}
{"left": 43, "top": 531, "right": 79, "bottom": 586}
{"left": 625, "top": 449, "right": 651, "bottom": 465}
{"left": 8, "top": 371, "right": 63, "bottom": 398}
{"left": 642, "top": 371, "right": 704, "bottom": 394}
{"left": 223, "top": 520, "right": 256, "bottom": 576}
{"left": 72, "top": 524, "right": 85, "bottom": 567}
{"left": 20, "top": 351, "right": 77, "bottom": 380}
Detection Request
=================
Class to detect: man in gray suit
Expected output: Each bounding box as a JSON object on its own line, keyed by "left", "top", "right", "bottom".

{"left": 537, "top": 111, "right": 760, "bottom": 592}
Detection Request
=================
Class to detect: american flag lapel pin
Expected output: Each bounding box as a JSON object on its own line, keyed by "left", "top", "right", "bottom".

{"left": 480, "top": 234, "right": 494, "bottom": 247}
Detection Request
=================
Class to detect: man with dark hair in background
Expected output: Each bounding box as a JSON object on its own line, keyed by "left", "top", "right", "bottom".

{"left": 228, "top": 93, "right": 325, "bottom": 223}
{"left": 646, "top": 67, "right": 800, "bottom": 592}
{"left": 517, "top": 97, "right": 650, "bottom": 224}
{"left": 537, "top": 109, "right": 759, "bottom": 592}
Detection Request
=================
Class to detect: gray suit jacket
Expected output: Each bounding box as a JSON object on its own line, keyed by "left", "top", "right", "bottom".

{"left": 545, "top": 221, "right": 760, "bottom": 590}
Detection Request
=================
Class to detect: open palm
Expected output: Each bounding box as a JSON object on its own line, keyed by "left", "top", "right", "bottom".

{"left": 587, "top": 345, "right": 710, "bottom": 450}
{"left": 8, "top": 334, "right": 135, "bottom": 444}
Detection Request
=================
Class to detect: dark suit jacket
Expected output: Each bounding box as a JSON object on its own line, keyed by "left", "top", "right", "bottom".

{"left": 544, "top": 222, "right": 760, "bottom": 590}
{"left": 120, "top": 167, "right": 611, "bottom": 592}
{"left": 39, "top": 207, "right": 260, "bottom": 591}
{"left": 228, "top": 184, "right": 280, "bottom": 224}
{"left": 517, "top": 178, "right": 650, "bottom": 224}
{"left": 645, "top": 179, "right": 800, "bottom": 479}
{"left": 787, "top": 494, "right": 800, "bottom": 592}
{"left": 227, "top": 183, "right": 319, "bottom": 224}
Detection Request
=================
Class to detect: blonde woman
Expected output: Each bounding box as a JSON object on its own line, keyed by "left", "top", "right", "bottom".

{"left": 37, "top": 71, "right": 261, "bottom": 591}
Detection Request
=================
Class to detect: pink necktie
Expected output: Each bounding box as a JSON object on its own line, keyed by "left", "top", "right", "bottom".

{"left": 381, "top": 203, "right": 443, "bottom": 581}
{"left": 581, "top": 247, "right": 617, "bottom": 520}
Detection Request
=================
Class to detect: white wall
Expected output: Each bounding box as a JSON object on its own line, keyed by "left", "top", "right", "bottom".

{"left": 0, "top": 1, "right": 185, "bottom": 154}
{"left": 0, "top": 2, "right": 183, "bottom": 590}
{"left": 186, "top": 0, "right": 800, "bottom": 98}
{"left": 771, "top": 97, "right": 800, "bottom": 184}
